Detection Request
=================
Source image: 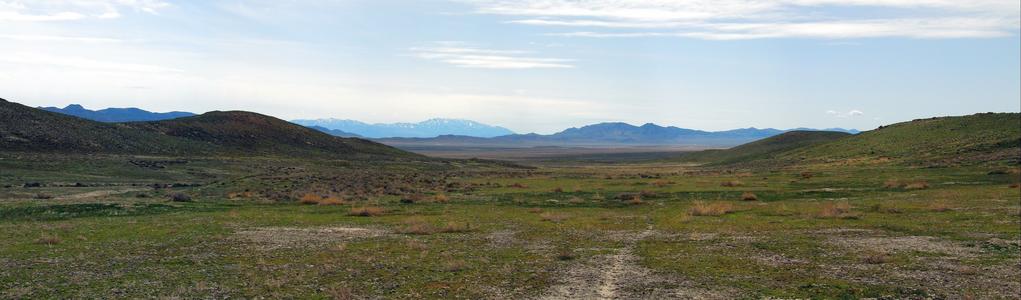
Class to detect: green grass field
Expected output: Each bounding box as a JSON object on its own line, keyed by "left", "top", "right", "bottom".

{"left": 1, "top": 153, "right": 1018, "bottom": 299}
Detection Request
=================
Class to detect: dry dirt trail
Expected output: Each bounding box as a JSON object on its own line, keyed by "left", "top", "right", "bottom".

{"left": 56, "top": 187, "right": 150, "bottom": 200}
{"left": 539, "top": 220, "right": 684, "bottom": 300}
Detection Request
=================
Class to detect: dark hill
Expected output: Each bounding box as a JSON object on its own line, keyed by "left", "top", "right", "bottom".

{"left": 674, "top": 131, "right": 851, "bottom": 165}
{"left": 125, "top": 111, "right": 415, "bottom": 158}
{"left": 1, "top": 98, "right": 420, "bottom": 159}
{"left": 1, "top": 98, "right": 210, "bottom": 154}
{"left": 40, "top": 104, "right": 195, "bottom": 122}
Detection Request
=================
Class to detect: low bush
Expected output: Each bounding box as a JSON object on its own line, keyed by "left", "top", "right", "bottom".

{"left": 349, "top": 206, "right": 384, "bottom": 217}
{"left": 740, "top": 192, "right": 758, "bottom": 201}
{"left": 689, "top": 201, "right": 734, "bottom": 216}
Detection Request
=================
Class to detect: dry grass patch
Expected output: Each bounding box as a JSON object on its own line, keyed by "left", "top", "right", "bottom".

{"left": 817, "top": 202, "right": 855, "bottom": 219}
{"left": 689, "top": 201, "right": 734, "bottom": 216}
{"left": 349, "top": 206, "right": 384, "bottom": 217}
{"left": 740, "top": 192, "right": 758, "bottom": 201}
{"left": 862, "top": 251, "right": 892, "bottom": 264}
{"left": 720, "top": 180, "right": 744, "bottom": 187}
{"left": 432, "top": 194, "right": 449, "bottom": 203}
{"left": 928, "top": 201, "right": 951, "bottom": 212}
{"left": 439, "top": 221, "right": 471, "bottom": 233}
{"left": 883, "top": 179, "right": 930, "bottom": 190}
{"left": 317, "top": 196, "right": 346, "bottom": 206}
{"left": 540, "top": 212, "right": 569, "bottom": 222}
{"left": 35, "top": 235, "right": 61, "bottom": 245}
{"left": 298, "top": 193, "right": 322, "bottom": 205}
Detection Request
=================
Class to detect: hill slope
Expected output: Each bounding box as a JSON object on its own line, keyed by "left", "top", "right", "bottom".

{"left": 780, "top": 113, "right": 1020, "bottom": 165}
{"left": 2, "top": 98, "right": 420, "bottom": 159}
{"left": 2, "top": 99, "right": 211, "bottom": 154}
{"left": 674, "top": 131, "right": 851, "bottom": 165}
{"left": 679, "top": 113, "right": 1020, "bottom": 166}
{"left": 40, "top": 104, "right": 195, "bottom": 122}
{"left": 123, "top": 111, "right": 418, "bottom": 158}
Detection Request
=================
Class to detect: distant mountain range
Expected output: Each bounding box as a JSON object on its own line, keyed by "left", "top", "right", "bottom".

{"left": 377, "top": 122, "right": 860, "bottom": 148}
{"left": 40, "top": 104, "right": 195, "bottom": 122}
{"left": 291, "top": 118, "right": 516, "bottom": 138}
{"left": 36, "top": 104, "right": 860, "bottom": 147}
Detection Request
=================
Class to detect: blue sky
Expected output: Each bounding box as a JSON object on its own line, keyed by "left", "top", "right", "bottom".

{"left": 1, "top": 0, "right": 1018, "bottom": 133}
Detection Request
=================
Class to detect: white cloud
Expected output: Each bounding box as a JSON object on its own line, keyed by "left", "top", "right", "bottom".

{"left": 462, "top": 0, "right": 1020, "bottom": 40}
{"left": 0, "top": 0, "right": 169, "bottom": 22}
{"left": 827, "top": 109, "right": 864, "bottom": 118}
{"left": 411, "top": 42, "right": 574, "bottom": 69}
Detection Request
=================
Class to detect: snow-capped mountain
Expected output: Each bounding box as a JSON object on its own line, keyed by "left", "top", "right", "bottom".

{"left": 290, "top": 118, "right": 516, "bottom": 138}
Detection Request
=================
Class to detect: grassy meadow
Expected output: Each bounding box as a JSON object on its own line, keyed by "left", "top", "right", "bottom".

{"left": 1, "top": 153, "right": 1018, "bottom": 299}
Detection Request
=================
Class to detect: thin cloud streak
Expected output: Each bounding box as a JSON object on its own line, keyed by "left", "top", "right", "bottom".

{"left": 464, "top": 0, "right": 1020, "bottom": 39}
{"left": 411, "top": 44, "right": 575, "bottom": 69}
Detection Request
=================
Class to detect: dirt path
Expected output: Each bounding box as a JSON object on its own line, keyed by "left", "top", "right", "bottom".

{"left": 56, "top": 187, "right": 150, "bottom": 200}
{"left": 540, "top": 226, "right": 661, "bottom": 300}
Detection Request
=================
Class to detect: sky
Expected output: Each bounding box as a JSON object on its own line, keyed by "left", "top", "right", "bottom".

{"left": 1, "top": 0, "right": 1019, "bottom": 134}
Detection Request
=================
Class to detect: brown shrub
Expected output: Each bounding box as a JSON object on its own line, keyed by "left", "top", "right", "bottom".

{"left": 817, "top": 202, "right": 853, "bottom": 218}
{"left": 885, "top": 179, "right": 929, "bottom": 190}
{"left": 169, "top": 193, "right": 192, "bottom": 202}
{"left": 882, "top": 179, "right": 903, "bottom": 189}
{"left": 299, "top": 193, "right": 322, "bottom": 205}
{"left": 540, "top": 212, "right": 568, "bottom": 222}
{"left": 904, "top": 181, "right": 930, "bottom": 190}
{"left": 433, "top": 194, "right": 449, "bottom": 203}
{"left": 552, "top": 187, "right": 564, "bottom": 193}
{"left": 689, "top": 201, "right": 734, "bottom": 216}
{"left": 349, "top": 206, "right": 384, "bottom": 217}
{"left": 444, "top": 260, "right": 468, "bottom": 272}
{"left": 740, "top": 192, "right": 758, "bottom": 201}
{"left": 527, "top": 208, "right": 543, "bottom": 214}
{"left": 639, "top": 190, "right": 658, "bottom": 198}
{"left": 438, "top": 222, "right": 470, "bottom": 233}
{"left": 36, "top": 235, "right": 61, "bottom": 245}
{"left": 556, "top": 248, "right": 576, "bottom": 261}
{"left": 400, "top": 221, "right": 435, "bottom": 235}
{"left": 1010, "top": 183, "right": 1021, "bottom": 189}
{"left": 862, "top": 252, "right": 892, "bottom": 264}
{"left": 651, "top": 180, "right": 672, "bottom": 188}
{"left": 720, "top": 180, "right": 744, "bottom": 187}
{"left": 509, "top": 183, "right": 528, "bottom": 189}
{"left": 800, "top": 171, "right": 814, "bottom": 179}
{"left": 928, "top": 201, "right": 951, "bottom": 212}
{"left": 318, "top": 196, "right": 346, "bottom": 206}
{"left": 327, "top": 285, "right": 354, "bottom": 300}
{"left": 627, "top": 197, "right": 644, "bottom": 205}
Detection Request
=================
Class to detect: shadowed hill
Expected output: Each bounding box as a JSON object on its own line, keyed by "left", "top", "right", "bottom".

{"left": 1, "top": 98, "right": 421, "bottom": 160}
{"left": 1, "top": 98, "right": 212, "bottom": 155}
{"left": 674, "top": 131, "right": 851, "bottom": 165}
{"left": 125, "top": 111, "right": 417, "bottom": 158}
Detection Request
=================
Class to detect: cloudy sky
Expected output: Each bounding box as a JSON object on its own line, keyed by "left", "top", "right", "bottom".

{"left": 2, "top": 0, "right": 1018, "bottom": 133}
